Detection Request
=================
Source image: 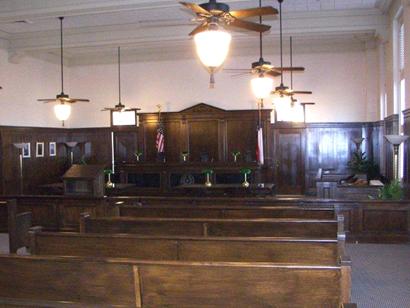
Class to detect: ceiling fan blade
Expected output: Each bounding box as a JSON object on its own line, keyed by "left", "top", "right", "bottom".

{"left": 67, "top": 98, "right": 91, "bottom": 103}
{"left": 180, "top": 2, "right": 210, "bottom": 16}
{"left": 266, "top": 71, "right": 281, "bottom": 77}
{"left": 292, "top": 91, "right": 312, "bottom": 95}
{"left": 223, "top": 68, "right": 251, "bottom": 72}
{"left": 228, "top": 19, "right": 270, "bottom": 32}
{"left": 101, "top": 108, "right": 112, "bottom": 112}
{"left": 300, "top": 102, "right": 316, "bottom": 105}
{"left": 37, "top": 99, "right": 56, "bottom": 103}
{"left": 230, "top": 6, "right": 278, "bottom": 19}
{"left": 271, "top": 67, "right": 305, "bottom": 72}
{"left": 189, "top": 23, "right": 208, "bottom": 36}
{"left": 231, "top": 72, "right": 250, "bottom": 78}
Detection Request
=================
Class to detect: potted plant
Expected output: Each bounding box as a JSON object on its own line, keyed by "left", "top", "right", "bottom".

{"left": 203, "top": 168, "right": 214, "bottom": 187}
{"left": 377, "top": 180, "right": 404, "bottom": 200}
{"left": 232, "top": 150, "right": 241, "bottom": 162}
{"left": 240, "top": 168, "right": 251, "bottom": 187}
{"left": 347, "top": 150, "right": 380, "bottom": 181}
{"left": 104, "top": 169, "right": 114, "bottom": 188}
{"left": 134, "top": 150, "right": 143, "bottom": 162}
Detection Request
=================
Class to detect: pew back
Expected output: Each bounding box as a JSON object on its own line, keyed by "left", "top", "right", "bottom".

{"left": 80, "top": 215, "right": 340, "bottom": 238}
{"left": 119, "top": 204, "right": 335, "bottom": 219}
{"left": 29, "top": 229, "right": 341, "bottom": 265}
{"left": 0, "top": 255, "right": 352, "bottom": 308}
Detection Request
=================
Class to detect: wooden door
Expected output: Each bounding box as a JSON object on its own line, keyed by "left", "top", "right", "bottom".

{"left": 274, "top": 129, "right": 305, "bottom": 194}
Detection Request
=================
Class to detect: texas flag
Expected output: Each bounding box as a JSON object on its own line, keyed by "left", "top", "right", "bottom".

{"left": 256, "top": 126, "right": 264, "bottom": 165}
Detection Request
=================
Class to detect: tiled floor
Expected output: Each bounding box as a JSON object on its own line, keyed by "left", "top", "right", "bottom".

{"left": 0, "top": 234, "right": 409, "bottom": 307}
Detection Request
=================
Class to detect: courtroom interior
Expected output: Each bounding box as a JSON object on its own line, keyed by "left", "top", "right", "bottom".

{"left": 0, "top": 0, "right": 410, "bottom": 307}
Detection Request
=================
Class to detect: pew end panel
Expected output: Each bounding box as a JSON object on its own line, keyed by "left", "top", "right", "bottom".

{"left": 8, "top": 200, "right": 33, "bottom": 253}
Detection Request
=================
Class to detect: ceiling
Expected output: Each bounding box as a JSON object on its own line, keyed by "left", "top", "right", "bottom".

{"left": 0, "top": 0, "right": 391, "bottom": 64}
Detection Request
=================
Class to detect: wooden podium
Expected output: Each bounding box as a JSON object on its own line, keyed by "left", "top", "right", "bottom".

{"left": 63, "top": 165, "right": 105, "bottom": 197}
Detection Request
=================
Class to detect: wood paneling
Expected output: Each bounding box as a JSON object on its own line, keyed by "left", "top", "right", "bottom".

{"left": 188, "top": 120, "right": 219, "bottom": 162}
{"left": 0, "top": 104, "right": 408, "bottom": 195}
{"left": 226, "top": 119, "right": 257, "bottom": 163}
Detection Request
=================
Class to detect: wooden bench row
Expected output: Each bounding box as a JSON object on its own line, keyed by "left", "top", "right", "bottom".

{"left": 29, "top": 227, "right": 344, "bottom": 265}
{"left": 80, "top": 213, "right": 345, "bottom": 239}
{"left": 0, "top": 254, "right": 354, "bottom": 308}
{"left": 119, "top": 203, "right": 336, "bottom": 219}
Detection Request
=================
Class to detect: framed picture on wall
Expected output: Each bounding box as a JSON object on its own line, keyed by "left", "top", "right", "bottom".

{"left": 49, "top": 142, "right": 56, "bottom": 157}
{"left": 36, "top": 142, "right": 44, "bottom": 157}
{"left": 22, "top": 143, "right": 31, "bottom": 158}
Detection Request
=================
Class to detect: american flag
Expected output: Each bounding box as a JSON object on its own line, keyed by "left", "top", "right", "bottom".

{"left": 156, "top": 123, "right": 165, "bottom": 153}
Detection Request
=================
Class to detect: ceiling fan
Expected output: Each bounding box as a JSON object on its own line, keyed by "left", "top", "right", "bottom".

{"left": 37, "top": 17, "right": 89, "bottom": 125}
{"left": 101, "top": 47, "right": 141, "bottom": 113}
{"left": 271, "top": 0, "right": 311, "bottom": 97}
{"left": 180, "top": 0, "right": 278, "bottom": 35}
{"left": 223, "top": 0, "right": 304, "bottom": 80}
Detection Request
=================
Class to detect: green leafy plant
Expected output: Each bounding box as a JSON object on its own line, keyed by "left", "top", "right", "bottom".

{"left": 347, "top": 150, "right": 380, "bottom": 179}
{"left": 377, "top": 180, "right": 404, "bottom": 200}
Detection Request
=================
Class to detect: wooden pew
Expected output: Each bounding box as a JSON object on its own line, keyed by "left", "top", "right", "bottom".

{"left": 80, "top": 214, "right": 344, "bottom": 239}
{"left": 7, "top": 200, "right": 32, "bottom": 253}
{"left": 29, "top": 228, "right": 344, "bottom": 265}
{"left": 0, "top": 254, "right": 355, "bottom": 307}
{"left": 119, "top": 204, "right": 336, "bottom": 219}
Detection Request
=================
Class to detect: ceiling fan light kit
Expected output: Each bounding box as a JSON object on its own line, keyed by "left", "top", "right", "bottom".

{"left": 37, "top": 16, "right": 90, "bottom": 126}
{"left": 181, "top": 0, "right": 277, "bottom": 87}
{"left": 251, "top": 75, "right": 274, "bottom": 99}
{"left": 54, "top": 103, "right": 71, "bottom": 121}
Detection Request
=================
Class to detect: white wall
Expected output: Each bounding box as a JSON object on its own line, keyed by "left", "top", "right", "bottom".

{"left": 0, "top": 46, "right": 66, "bottom": 127}
{"left": 68, "top": 45, "right": 377, "bottom": 128}
{"left": 0, "top": 39, "right": 379, "bottom": 128}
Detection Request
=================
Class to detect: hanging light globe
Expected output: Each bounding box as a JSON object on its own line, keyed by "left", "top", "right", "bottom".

{"left": 273, "top": 95, "right": 291, "bottom": 122}
{"left": 54, "top": 103, "right": 71, "bottom": 121}
{"left": 290, "top": 99, "right": 304, "bottom": 122}
{"left": 251, "top": 75, "right": 274, "bottom": 99}
{"left": 194, "top": 25, "right": 231, "bottom": 69}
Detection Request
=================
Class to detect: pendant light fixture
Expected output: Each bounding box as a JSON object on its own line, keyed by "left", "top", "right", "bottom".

{"left": 194, "top": 20, "right": 231, "bottom": 88}
{"left": 272, "top": 0, "right": 291, "bottom": 107}
{"left": 181, "top": 0, "right": 277, "bottom": 88}
{"left": 101, "top": 47, "right": 140, "bottom": 126}
{"left": 38, "top": 17, "right": 90, "bottom": 126}
{"left": 251, "top": 0, "right": 274, "bottom": 100}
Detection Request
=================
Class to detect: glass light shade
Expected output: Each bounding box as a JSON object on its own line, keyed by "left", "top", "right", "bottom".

{"left": 54, "top": 103, "right": 71, "bottom": 121}
{"left": 194, "top": 29, "right": 231, "bottom": 68}
{"left": 251, "top": 76, "right": 274, "bottom": 99}
{"left": 384, "top": 135, "right": 409, "bottom": 145}
{"left": 273, "top": 95, "right": 291, "bottom": 122}
{"left": 291, "top": 101, "right": 304, "bottom": 122}
{"left": 112, "top": 110, "right": 136, "bottom": 126}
